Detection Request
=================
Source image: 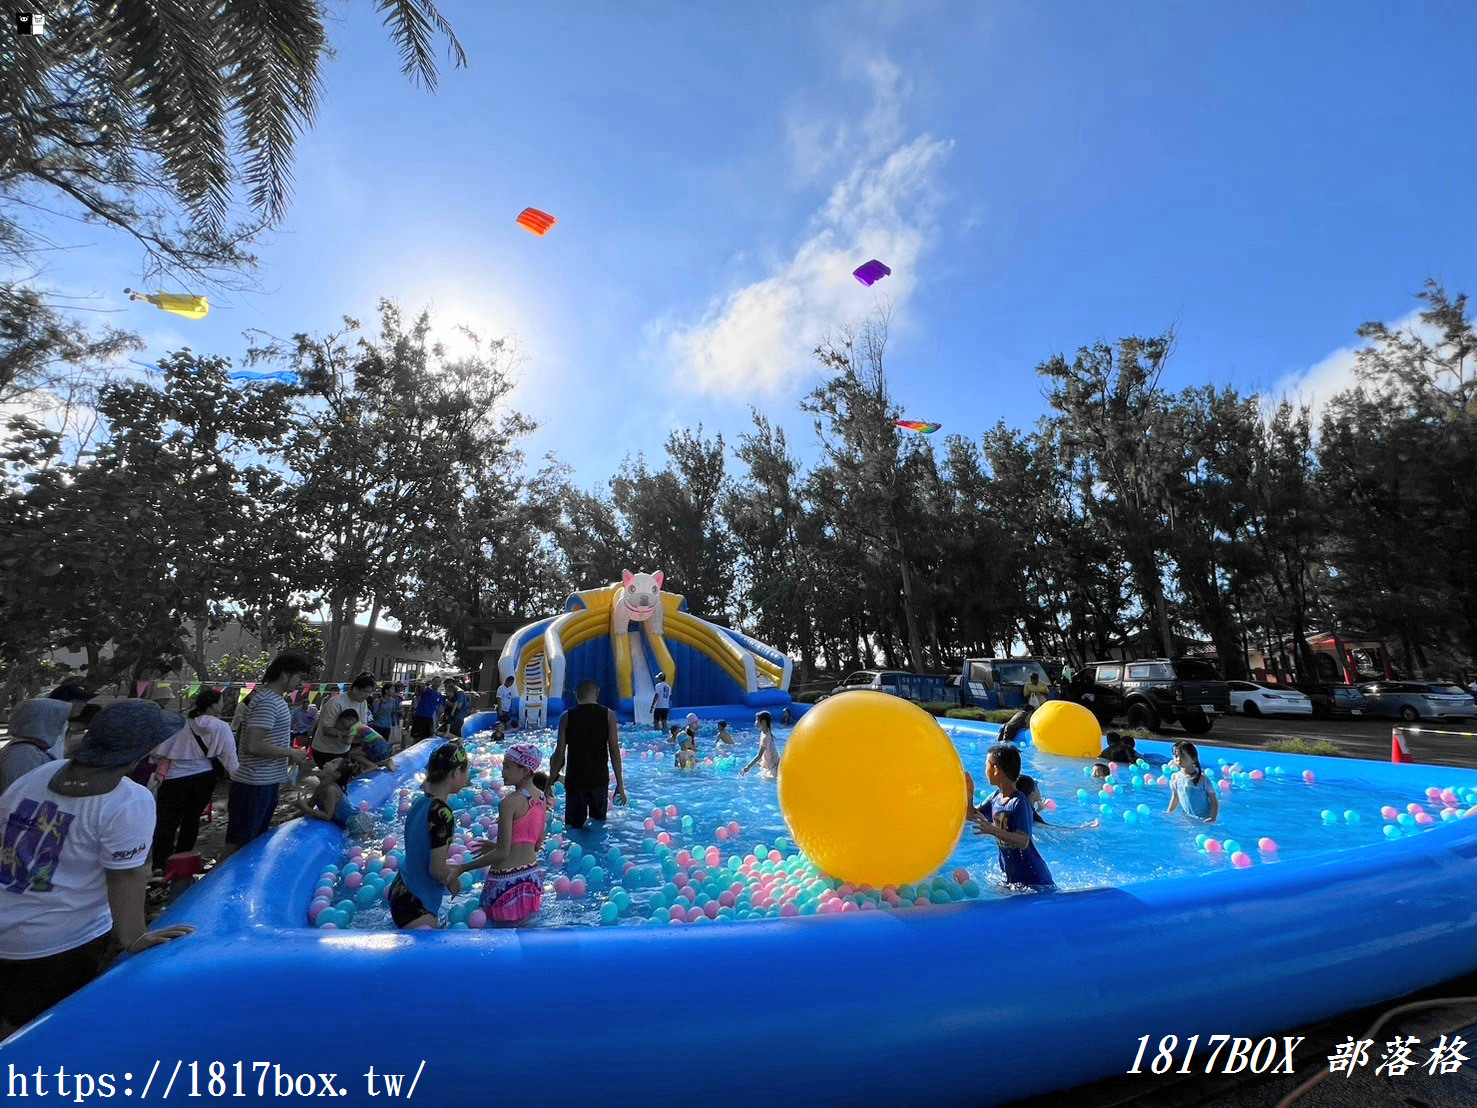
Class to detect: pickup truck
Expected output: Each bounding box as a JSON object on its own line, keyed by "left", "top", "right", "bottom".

{"left": 1067, "top": 658, "right": 1230, "bottom": 734}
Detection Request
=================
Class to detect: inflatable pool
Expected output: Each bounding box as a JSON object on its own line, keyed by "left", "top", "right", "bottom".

{"left": 6, "top": 720, "right": 1477, "bottom": 1106}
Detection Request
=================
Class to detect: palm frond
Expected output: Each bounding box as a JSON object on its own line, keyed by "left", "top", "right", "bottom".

{"left": 374, "top": 0, "right": 468, "bottom": 91}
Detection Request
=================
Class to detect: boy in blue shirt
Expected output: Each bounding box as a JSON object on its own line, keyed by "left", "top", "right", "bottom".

{"left": 968, "top": 744, "right": 1055, "bottom": 889}
{"left": 410, "top": 683, "right": 445, "bottom": 742}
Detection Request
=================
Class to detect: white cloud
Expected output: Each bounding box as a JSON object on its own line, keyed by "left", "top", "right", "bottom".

{"left": 1268, "top": 308, "right": 1439, "bottom": 416}
{"left": 660, "top": 58, "right": 953, "bottom": 399}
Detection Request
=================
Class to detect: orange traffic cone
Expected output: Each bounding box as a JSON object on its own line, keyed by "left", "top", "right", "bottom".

{"left": 1391, "top": 728, "right": 1411, "bottom": 764}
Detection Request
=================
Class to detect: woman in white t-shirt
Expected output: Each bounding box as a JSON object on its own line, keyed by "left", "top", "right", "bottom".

{"left": 147, "top": 687, "right": 240, "bottom": 871}
{"left": 0, "top": 701, "right": 194, "bottom": 1037}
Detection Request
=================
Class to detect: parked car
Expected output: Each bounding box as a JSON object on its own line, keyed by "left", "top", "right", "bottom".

{"left": 829, "top": 670, "right": 910, "bottom": 698}
{"left": 1357, "top": 682, "right": 1476, "bottom": 722}
{"left": 1291, "top": 683, "right": 1369, "bottom": 719}
{"left": 1068, "top": 658, "right": 1230, "bottom": 734}
{"left": 1227, "top": 681, "right": 1313, "bottom": 717}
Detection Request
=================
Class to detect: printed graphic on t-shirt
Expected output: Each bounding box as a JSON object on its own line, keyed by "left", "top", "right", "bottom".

{"left": 1, "top": 799, "right": 77, "bottom": 893}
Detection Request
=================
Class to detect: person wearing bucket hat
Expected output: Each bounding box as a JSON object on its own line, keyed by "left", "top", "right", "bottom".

{"left": 462, "top": 743, "right": 548, "bottom": 925}
{"left": 0, "top": 701, "right": 195, "bottom": 1036}
{"left": 386, "top": 741, "right": 475, "bottom": 929}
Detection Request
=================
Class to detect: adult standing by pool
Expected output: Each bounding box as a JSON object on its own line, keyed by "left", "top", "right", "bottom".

{"left": 410, "top": 681, "right": 445, "bottom": 743}
{"left": 0, "top": 698, "right": 73, "bottom": 795}
{"left": 1024, "top": 672, "right": 1050, "bottom": 709}
{"left": 220, "top": 653, "right": 313, "bottom": 861}
{"left": 443, "top": 678, "right": 471, "bottom": 738}
{"left": 311, "top": 674, "right": 376, "bottom": 769}
{"left": 0, "top": 700, "right": 194, "bottom": 1038}
{"left": 547, "top": 680, "right": 626, "bottom": 828}
{"left": 147, "top": 687, "right": 239, "bottom": 870}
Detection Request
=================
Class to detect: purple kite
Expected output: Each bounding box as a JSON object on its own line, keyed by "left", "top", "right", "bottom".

{"left": 853, "top": 259, "right": 891, "bottom": 286}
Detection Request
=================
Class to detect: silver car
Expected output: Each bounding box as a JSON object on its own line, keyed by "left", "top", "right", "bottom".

{"left": 1358, "top": 682, "right": 1476, "bottom": 723}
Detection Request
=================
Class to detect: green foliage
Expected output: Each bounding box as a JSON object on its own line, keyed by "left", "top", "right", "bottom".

{"left": 915, "top": 700, "right": 959, "bottom": 717}
{"left": 216, "top": 652, "right": 272, "bottom": 684}
{"left": 945, "top": 707, "right": 998, "bottom": 721}
{"left": 1263, "top": 738, "right": 1346, "bottom": 758}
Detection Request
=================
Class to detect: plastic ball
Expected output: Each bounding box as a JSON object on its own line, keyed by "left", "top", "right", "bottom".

{"left": 776, "top": 694, "right": 965, "bottom": 887}
{"left": 1136, "top": 804, "right": 1150, "bottom": 816}
{"left": 467, "top": 909, "right": 487, "bottom": 929}
{"left": 599, "top": 903, "right": 619, "bottom": 925}
{"left": 1123, "top": 810, "right": 1137, "bottom": 824}
{"left": 569, "top": 878, "right": 587, "bottom": 897}
{"left": 1321, "top": 810, "right": 1337, "bottom": 823}
{"left": 1257, "top": 837, "right": 1279, "bottom": 853}
{"left": 1381, "top": 806, "right": 1399, "bottom": 820}
{"left": 553, "top": 875, "right": 571, "bottom": 895}
{"left": 1230, "top": 852, "right": 1252, "bottom": 868}
{"left": 1026, "top": 700, "right": 1101, "bottom": 758}
{"left": 1343, "top": 810, "right": 1360, "bottom": 822}
{"left": 1303, "top": 771, "right": 1315, "bottom": 783}
{"left": 1204, "top": 839, "right": 1223, "bottom": 854}
{"left": 716, "top": 827, "right": 729, "bottom": 841}
{"left": 1383, "top": 825, "right": 1401, "bottom": 840}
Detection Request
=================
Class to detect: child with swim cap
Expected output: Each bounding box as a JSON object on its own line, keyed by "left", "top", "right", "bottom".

{"left": 464, "top": 743, "right": 548, "bottom": 926}
{"left": 967, "top": 745, "right": 1055, "bottom": 889}
{"left": 684, "top": 713, "right": 700, "bottom": 742}
{"left": 741, "top": 712, "right": 779, "bottom": 776}
{"left": 1166, "top": 741, "right": 1218, "bottom": 824}
{"left": 386, "top": 741, "right": 483, "bottom": 929}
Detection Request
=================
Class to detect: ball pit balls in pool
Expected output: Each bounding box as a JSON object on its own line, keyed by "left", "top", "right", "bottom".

{"left": 777, "top": 691, "right": 966, "bottom": 887}
{"left": 1027, "top": 700, "right": 1100, "bottom": 758}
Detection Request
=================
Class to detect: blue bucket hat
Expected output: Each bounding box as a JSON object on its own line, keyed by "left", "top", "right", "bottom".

{"left": 73, "top": 701, "right": 186, "bottom": 767}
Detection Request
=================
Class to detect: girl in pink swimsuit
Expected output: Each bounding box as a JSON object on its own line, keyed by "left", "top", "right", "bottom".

{"left": 467, "top": 742, "right": 548, "bottom": 926}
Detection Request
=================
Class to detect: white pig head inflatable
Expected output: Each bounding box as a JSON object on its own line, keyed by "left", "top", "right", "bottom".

{"left": 613, "top": 569, "right": 665, "bottom": 634}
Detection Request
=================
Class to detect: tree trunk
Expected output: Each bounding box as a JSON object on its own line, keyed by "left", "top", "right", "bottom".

{"left": 892, "top": 525, "right": 927, "bottom": 671}
{"left": 349, "top": 599, "right": 382, "bottom": 676}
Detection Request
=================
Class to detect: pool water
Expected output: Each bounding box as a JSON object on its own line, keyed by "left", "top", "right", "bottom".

{"left": 306, "top": 721, "right": 1477, "bottom": 931}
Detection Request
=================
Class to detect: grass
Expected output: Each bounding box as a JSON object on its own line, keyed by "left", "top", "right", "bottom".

{"left": 1263, "top": 737, "right": 1346, "bottom": 757}
{"left": 944, "top": 707, "right": 1019, "bottom": 723}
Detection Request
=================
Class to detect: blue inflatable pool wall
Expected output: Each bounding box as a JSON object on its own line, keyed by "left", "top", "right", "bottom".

{"left": 5, "top": 722, "right": 1477, "bottom": 1106}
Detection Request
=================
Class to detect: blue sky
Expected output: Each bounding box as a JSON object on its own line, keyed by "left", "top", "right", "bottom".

{"left": 42, "top": 0, "right": 1477, "bottom": 486}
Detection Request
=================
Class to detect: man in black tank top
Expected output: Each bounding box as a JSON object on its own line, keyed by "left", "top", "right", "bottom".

{"left": 548, "top": 680, "right": 626, "bottom": 828}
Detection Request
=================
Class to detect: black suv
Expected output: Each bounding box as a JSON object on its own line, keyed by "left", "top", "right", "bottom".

{"left": 1068, "top": 658, "right": 1231, "bottom": 734}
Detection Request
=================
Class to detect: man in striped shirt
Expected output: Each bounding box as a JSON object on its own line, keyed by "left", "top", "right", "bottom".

{"left": 220, "top": 653, "right": 314, "bottom": 861}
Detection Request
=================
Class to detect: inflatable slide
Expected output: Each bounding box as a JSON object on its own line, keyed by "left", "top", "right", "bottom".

{"left": 497, "top": 571, "right": 792, "bottom": 721}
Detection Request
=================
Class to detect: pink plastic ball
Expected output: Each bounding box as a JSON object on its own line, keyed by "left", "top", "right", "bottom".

{"left": 719, "top": 891, "right": 736, "bottom": 908}
{"left": 307, "top": 901, "right": 329, "bottom": 921}
{"left": 1104, "top": 784, "right": 1116, "bottom": 796}
{"left": 666, "top": 805, "right": 678, "bottom": 818}
{"left": 1218, "top": 780, "right": 1231, "bottom": 791}
{"left": 780, "top": 903, "right": 799, "bottom": 917}
{"left": 673, "top": 873, "right": 689, "bottom": 888}
{"left": 1043, "top": 799, "right": 1057, "bottom": 810}
{"left": 643, "top": 819, "right": 656, "bottom": 832}
{"left": 398, "top": 803, "right": 410, "bottom": 817}
{"left": 467, "top": 909, "right": 487, "bottom": 929}
{"left": 1257, "top": 837, "right": 1279, "bottom": 853}
{"left": 1407, "top": 803, "right": 1425, "bottom": 815}
{"left": 715, "top": 827, "right": 729, "bottom": 841}
{"left": 1303, "top": 771, "right": 1316, "bottom": 783}
{"left": 553, "top": 875, "right": 571, "bottom": 895}
{"left": 657, "top": 832, "right": 672, "bottom": 845}
{"left": 1415, "top": 813, "right": 1435, "bottom": 825}
{"left": 668, "top": 905, "right": 685, "bottom": 922}
{"left": 343, "top": 872, "right": 363, "bottom": 889}
{"left": 651, "top": 807, "right": 663, "bottom": 823}
{"left": 459, "top": 812, "right": 472, "bottom": 827}
{"left": 382, "top": 836, "right": 397, "bottom": 852}
{"left": 728, "top": 821, "right": 741, "bottom": 836}
{"left": 1231, "top": 852, "right": 1252, "bottom": 868}
{"left": 952, "top": 869, "right": 969, "bottom": 885}
{"left": 1381, "top": 806, "right": 1399, "bottom": 820}
{"left": 549, "top": 850, "right": 565, "bottom": 866}
{"left": 569, "top": 878, "right": 587, "bottom": 897}
{"left": 768, "top": 849, "right": 783, "bottom": 863}
{"left": 1426, "top": 787, "right": 1443, "bottom": 799}
{"left": 359, "top": 801, "right": 371, "bottom": 812}
{"left": 1250, "top": 770, "right": 1265, "bottom": 781}
{"left": 381, "top": 855, "right": 398, "bottom": 871}
{"left": 1205, "top": 839, "right": 1223, "bottom": 853}
{"left": 703, "top": 901, "right": 720, "bottom": 919}
{"left": 676, "top": 850, "right": 692, "bottom": 866}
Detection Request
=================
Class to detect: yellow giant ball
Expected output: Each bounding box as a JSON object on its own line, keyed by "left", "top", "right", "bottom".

{"left": 778, "top": 692, "right": 965, "bottom": 887}
{"left": 1028, "top": 699, "right": 1101, "bottom": 758}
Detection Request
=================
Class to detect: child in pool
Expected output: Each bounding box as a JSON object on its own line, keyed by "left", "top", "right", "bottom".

{"left": 463, "top": 743, "right": 548, "bottom": 926}
{"left": 297, "top": 757, "right": 375, "bottom": 836}
{"left": 667, "top": 725, "right": 681, "bottom": 745}
{"left": 966, "top": 745, "right": 1055, "bottom": 888}
{"left": 675, "top": 735, "right": 698, "bottom": 769}
{"left": 741, "top": 711, "right": 779, "bottom": 776}
{"left": 1166, "top": 740, "right": 1218, "bottom": 824}
{"left": 1014, "top": 773, "right": 1099, "bottom": 832}
{"left": 684, "top": 713, "right": 700, "bottom": 742}
{"left": 1098, "top": 731, "right": 1143, "bottom": 765}
{"left": 714, "top": 720, "right": 734, "bottom": 746}
{"left": 386, "top": 741, "right": 484, "bottom": 929}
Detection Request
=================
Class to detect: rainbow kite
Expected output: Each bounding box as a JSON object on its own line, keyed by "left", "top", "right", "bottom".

{"left": 853, "top": 259, "right": 891, "bottom": 286}
{"left": 893, "top": 419, "right": 941, "bottom": 434}
{"left": 516, "top": 207, "right": 557, "bottom": 236}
